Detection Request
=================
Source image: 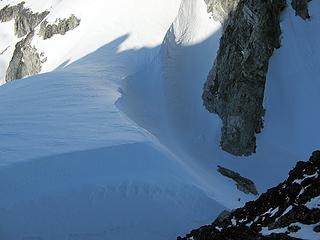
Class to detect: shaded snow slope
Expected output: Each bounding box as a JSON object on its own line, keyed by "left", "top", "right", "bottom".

{"left": 0, "top": 143, "right": 223, "bottom": 240}
{"left": 119, "top": 0, "right": 320, "bottom": 209}
{"left": 263, "top": 1, "right": 320, "bottom": 160}
{"left": 0, "top": 1, "right": 226, "bottom": 239}
{"left": 119, "top": 0, "right": 251, "bottom": 209}
{"left": 0, "top": 37, "right": 226, "bottom": 238}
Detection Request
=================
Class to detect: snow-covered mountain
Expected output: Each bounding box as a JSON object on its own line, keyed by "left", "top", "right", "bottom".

{"left": 0, "top": 0, "right": 319, "bottom": 239}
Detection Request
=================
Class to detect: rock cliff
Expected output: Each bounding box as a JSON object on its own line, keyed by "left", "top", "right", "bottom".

{"left": 202, "top": 0, "right": 286, "bottom": 156}
{"left": 39, "top": 15, "right": 81, "bottom": 40}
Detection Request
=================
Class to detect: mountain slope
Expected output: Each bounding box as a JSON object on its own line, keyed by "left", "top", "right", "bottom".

{"left": 0, "top": 0, "right": 320, "bottom": 239}
{"left": 120, "top": 0, "right": 320, "bottom": 206}
{"left": 0, "top": 1, "right": 227, "bottom": 239}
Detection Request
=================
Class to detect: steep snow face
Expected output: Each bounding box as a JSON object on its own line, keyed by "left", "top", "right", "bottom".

{"left": 263, "top": 1, "right": 320, "bottom": 159}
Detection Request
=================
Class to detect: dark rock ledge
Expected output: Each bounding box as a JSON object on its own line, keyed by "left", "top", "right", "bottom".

{"left": 178, "top": 151, "right": 320, "bottom": 240}
{"left": 218, "top": 165, "right": 258, "bottom": 195}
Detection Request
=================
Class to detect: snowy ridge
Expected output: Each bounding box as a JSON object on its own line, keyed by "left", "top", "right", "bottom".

{"left": 0, "top": 1, "right": 226, "bottom": 239}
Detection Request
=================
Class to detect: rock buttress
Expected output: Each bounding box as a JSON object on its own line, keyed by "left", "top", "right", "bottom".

{"left": 203, "top": 0, "right": 286, "bottom": 156}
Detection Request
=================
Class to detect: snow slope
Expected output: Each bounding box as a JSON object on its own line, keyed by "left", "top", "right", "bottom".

{"left": 0, "top": 0, "right": 225, "bottom": 239}
{"left": 1, "top": 0, "right": 320, "bottom": 239}
{"left": 0, "top": 0, "right": 181, "bottom": 161}
{"left": 121, "top": 0, "right": 320, "bottom": 207}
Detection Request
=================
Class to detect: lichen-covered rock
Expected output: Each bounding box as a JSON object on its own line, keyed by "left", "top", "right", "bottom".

{"left": 38, "top": 15, "right": 81, "bottom": 40}
{"left": 291, "top": 0, "right": 310, "bottom": 20}
{"left": 5, "top": 32, "right": 44, "bottom": 82}
{"left": 179, "top": 150, "right": 320, "bottom": 240}
{"left": 218, "top": 165, "right": 258, "bottom": 195}
{"left": 202, "top": 0, "right": 286, "bottom": 156}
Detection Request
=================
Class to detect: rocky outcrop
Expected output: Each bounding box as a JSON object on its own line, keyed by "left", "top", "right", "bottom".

{"left": 5, "top": 32, "right": 44, "bottom": 82}
{"left": 0, "top": 2, "right": 49, "bottom": 38}
{"left": 204, "top": 0, "right": 240, "bottom": 24}
{"left": 202, "top": 0, "right": 286, "bottom": 156}
{"left": 14, "top": 6, "right": 49, "bottom": 38}
{"left": 0, "top": 2, "right": 48, "bottom": 82}
{"left": 178, "top": 150, "right": 320, "bottom": 240}
{"left": 0, "top": 2, "right": 24, "bottom": 22}
{"left": 1, "top": 2, "right": 80, "bottom": 82}
{"left": 218, "top": 165, "right": 258, "bottom": 195}
{"left": 39, "top": 15, "right": 81, "bottom": 40}
{"left": 291, "top": 0, "right": 310, "bottom": 20}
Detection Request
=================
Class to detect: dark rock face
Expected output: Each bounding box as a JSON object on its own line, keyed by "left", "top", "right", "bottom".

{"left": 5, "top": 32, "right": 44, "bottom": 82}
{"left": 39, "top": 15, "right": 81, "bottom": 40}
{"left": 218, "top": 165, "right": 258, "bottom": 195}
{"left": 178, "top": 151, "right": 320, "bottom": 240}
{"left": 291, "top": 0, "right": 310, "bottom": 20}
{"left": 202, "top": 0, "right": 286, "bottom": 156}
